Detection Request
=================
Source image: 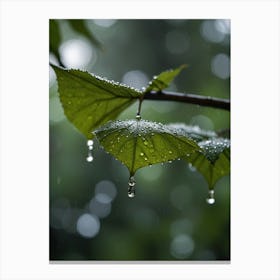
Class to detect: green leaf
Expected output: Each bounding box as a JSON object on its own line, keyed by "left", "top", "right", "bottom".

{"left": 166, "top": 123, "right": 217, "bottom": 142}
{"left": 94, "top": 119, "right": 200, "bottom": 175}
{"left": 185, "top": 138, "right": 230, "bottom": 189}
{"left": 51, "top": 65, "right": 143, "bottom": 139}
{"left": 67, "top": 20, "right": 103, "bottom": 50}
{"left": 145, "top": 64, "right": 187, "bottom": 92}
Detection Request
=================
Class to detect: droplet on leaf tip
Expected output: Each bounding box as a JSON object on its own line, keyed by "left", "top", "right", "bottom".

{"left": 128, "top": 176, "right": 136, "bottom": 186}
{"left": 206, "top": 190, "right": 215, "bottom": 205}
{"left": 128, "top": 176, "right": 136, "bottom": 198}
{"left": 189, "top": 163, "right": 196, "bottom": 172}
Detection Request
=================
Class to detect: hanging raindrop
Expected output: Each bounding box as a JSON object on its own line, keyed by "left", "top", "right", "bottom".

{"left": 136, "top": 113, "right": 141, "bottom": 121}
{"left": 86, "top": 140, "right": 94, "bottom": 162}
{"left": 188, "top": 163, "right": 196, "bottom": 172}
{"left": 128, "top": 176, "right": 136, "bottom": 198}
{"left": 86, "top": 153, "right": 94, "bottom": 162}
{"left": 206, "top": 190, "right": 215, "bottom": 205}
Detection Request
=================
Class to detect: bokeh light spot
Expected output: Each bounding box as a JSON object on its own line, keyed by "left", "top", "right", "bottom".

{"left": 89, "top": 196, "right": 111, "bottom": 219}
{"left": 95, "top": 180, "right": 117, "bottom": 202}
{"left": 122, "top": 70, "right": 149, "bottom": 90}
{"left": 200, "top": 20, "right": 225, "bottom": 43}
{"left": 60, "top": 39, "right": 96, "bottom": 68}
{"left": 76, "top": 213, "right": 100, "bottom": 238}
{"left": 170, "top": 234, "right": 195, "bottom": 259}
{"left": 211, "top": 53, "right": 230, "bottom": 79}
{"left": 215, "top": 19, "right": 230, "bottom": 34}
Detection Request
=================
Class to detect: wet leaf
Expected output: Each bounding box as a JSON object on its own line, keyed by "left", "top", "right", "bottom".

{"left": 145, "top": 64, "right": 187, "bottom": 92}
{"left": 166, "top": 123, "right": 217, "bottom": 142}
{"left": 94, "top": 119, "right": 200, "bottom": 175}
{"left": 185, "top": 138, "right": 230, "bottom": 189}
{"left": 51, "top": 65, "right": 143, "bottom": 138}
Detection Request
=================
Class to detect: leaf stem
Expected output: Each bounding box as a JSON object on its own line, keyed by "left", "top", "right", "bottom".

{"left": 136, "top": 96, "right": 144, "bottom": 119}
{"left": 144, "top": 90, "right": 230, "bottom": 111}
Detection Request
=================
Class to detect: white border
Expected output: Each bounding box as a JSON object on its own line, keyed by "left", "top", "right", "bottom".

{"left": 1, "top": 0, "right": 279, "bottom": 279}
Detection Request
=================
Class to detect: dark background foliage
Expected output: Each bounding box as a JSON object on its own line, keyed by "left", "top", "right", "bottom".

{"left": 49, "top": 19, "right": 230, "bottom": 260}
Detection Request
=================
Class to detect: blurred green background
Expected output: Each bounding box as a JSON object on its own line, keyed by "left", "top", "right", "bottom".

{"left": 49, "top": 19, "right": 230, "bottom": 261}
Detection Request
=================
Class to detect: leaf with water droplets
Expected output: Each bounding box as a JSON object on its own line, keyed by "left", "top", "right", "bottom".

{"left": 185, "top": 138, "right": 230, "bottom": 189}
{"left": 144, "top": 64, "right": 187, "bottom": 93}
{"left": 94, "top": 119, "right": 200, "bottom": 174}
{"left": 51, "top": 65, "right": 144, "bottom": 138}
{"left": 166, "top": 123, "right": 217, "bottom": 142}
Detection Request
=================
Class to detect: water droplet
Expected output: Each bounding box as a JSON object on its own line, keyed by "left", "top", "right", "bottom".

{"left": 128, "top": 176, "right": 136, "bottom": 198}
{"left": 188, "top": 163, "right": 196, "bottom": 172}
{"left": 206, "top": 190, "right": 215, "bottom": 205}
{"left": 136, "top": 113, "right": 141, "bottom": 120}
{"left": 86, "top": 140, "right": 94, "bottom": 162}
{"left": 140, "top": 152, "right": 144, "bottom": 156}
{"left": 87, "top": 154, "right": 94, "bottom": 162}
{"left": 87, "top": 140, "right": 94, "bottom": 146}
{"left": 168, "top": 150, "right": 173, "bottom": 154}
{"left": 144, "top": 157, "right": 148, "bottom": 161}
{"left": 143, "top": 141, "right": 148, "bottom": 146}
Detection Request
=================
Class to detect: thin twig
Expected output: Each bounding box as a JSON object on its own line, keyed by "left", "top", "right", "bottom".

{"left": 144, "top": 90, "right": 230, "bottom": 111}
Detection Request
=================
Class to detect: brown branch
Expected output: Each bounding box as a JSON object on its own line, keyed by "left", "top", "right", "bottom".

{"left": 144, "top": 90, "right": 230, "bottom": 111}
